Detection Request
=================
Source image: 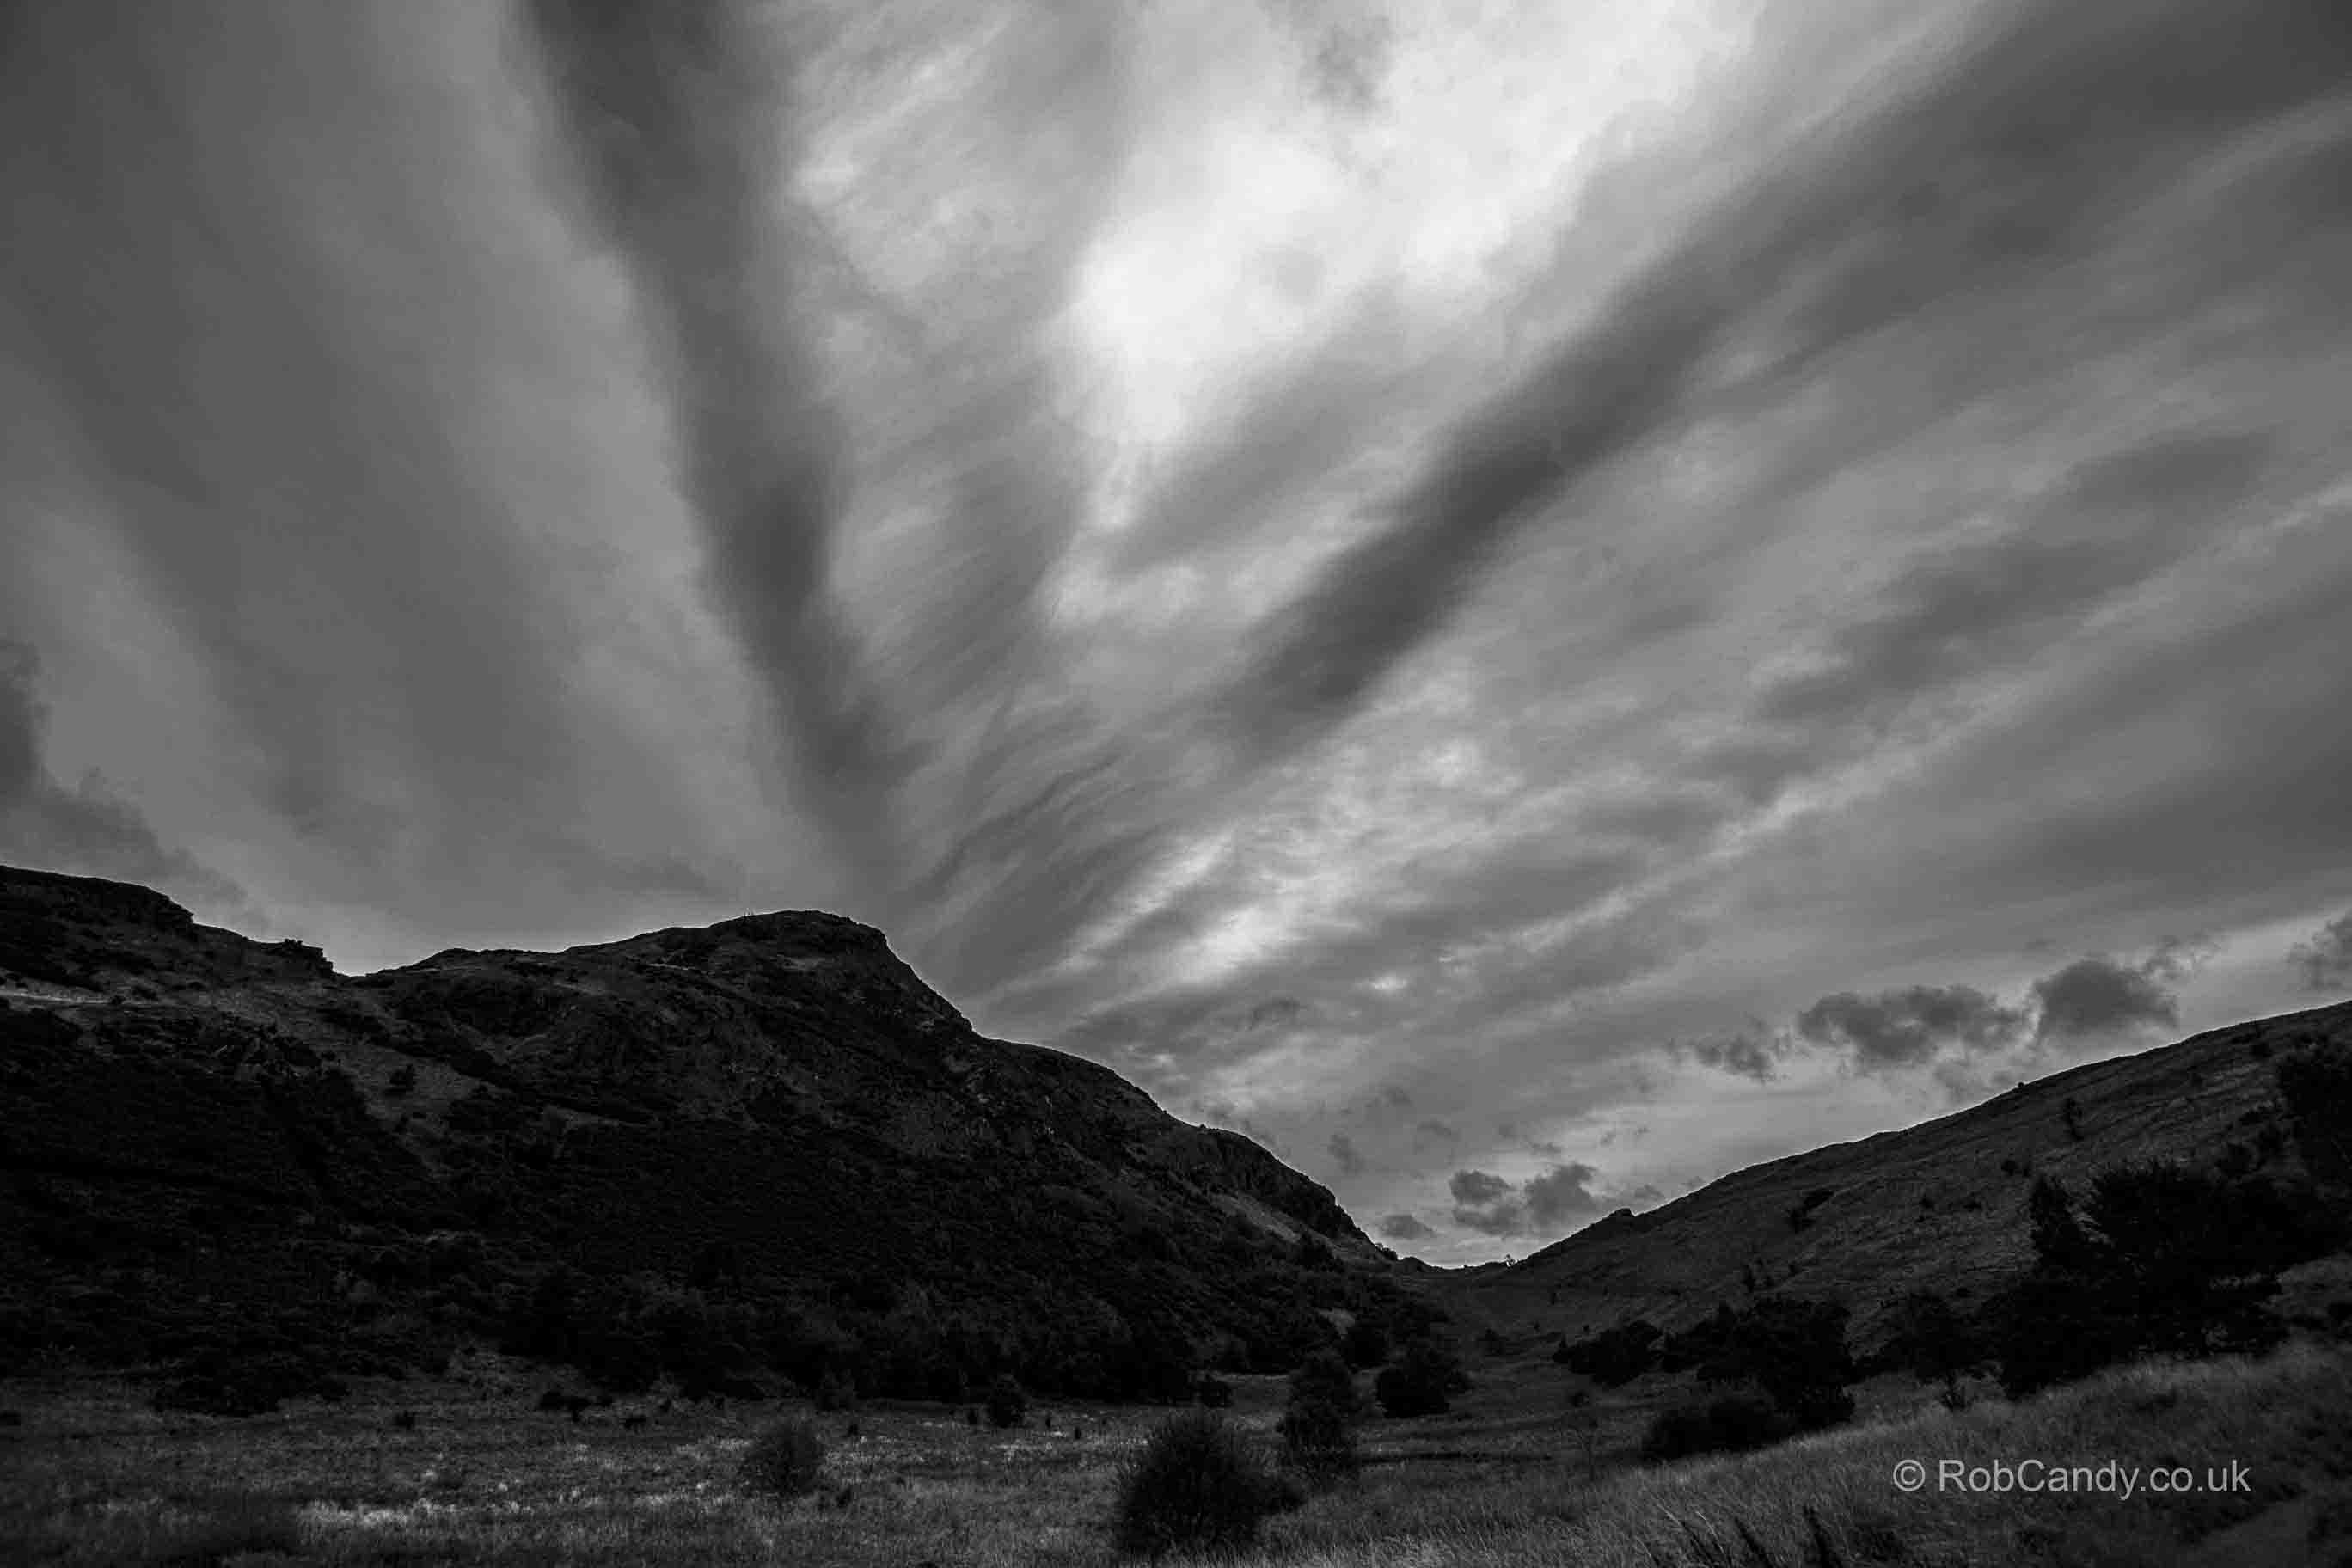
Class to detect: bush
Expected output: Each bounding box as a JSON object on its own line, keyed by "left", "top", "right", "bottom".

{"left": 1341, "top": 1316, "right": 1390, "bottom": 1369}
{"left": 1112, "top": 1408, "right": 1299, "bottom": 1559}
{"left": 1993, "top": 1161, "right": 2344, "bottom": 1397}
{"left": 738, "top": 1415, "right": 826, "bottom": 1500}
{"left": 1193, "top": 1373, "right": 1233, "bottom": 1408}
{"left": 813, "top": 1367, "right": 858, "bottom": 1412}
{"left": 1279, "top": 1356, "right": 1359, "bottom": 1489}
{"left": 1374, "top": 1336, "right": 1457, "bottom": 1418}
{"left": 985, "top": 1372, "right": 1027, "bottom": 1429}
{"left": 1640, "top": 1390, "right": 1792, "bottom": 1463}
{"left": 1553, "top": 1319, "right": 1661, "bottom": 1387}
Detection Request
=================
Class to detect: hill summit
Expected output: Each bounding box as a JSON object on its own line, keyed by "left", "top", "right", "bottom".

{"left": 0, "top": 863, "right": 1407, "bottom": 1408}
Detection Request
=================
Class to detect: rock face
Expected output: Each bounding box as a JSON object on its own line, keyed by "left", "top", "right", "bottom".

{"left": 0, "top": 863, "right": 1393, "bottom": 1397}
{"left": 1434, "top": 998, "right": 2352, "bottom": 1354}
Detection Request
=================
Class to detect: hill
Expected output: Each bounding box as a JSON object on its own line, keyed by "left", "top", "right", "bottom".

{"left": 1430, "top": 999, "right": 2352, "bottom": 1354}
{"left": 0, "top": 863, "right": 1412, "bottom": 1410}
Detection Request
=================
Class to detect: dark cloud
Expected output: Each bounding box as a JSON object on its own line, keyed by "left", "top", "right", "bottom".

{"left": 1793, "top": 984, "right": 2030, "bottom": 1069}
{"left": 2289, "top": 911, "right": 2352, "bottom": 993}
{"left": 2031, "top": 955, "right": 2181, "bottom": 1043}
{"left": 1447, "top": 1160, "right": 1607, "bottom": 1237}
{"left": 1326, "top": 1132, "right": 1364, "bottom": 1176}
{"left": 1447, "top": 1170, "right": 1511, "bottom": 1207}
{"left": 1522, "top": 1162, "right": 1603, "bottom": 1229}
{"left": 1680, "top": 1021, "right": 1790, "bottom": 1082}
{"left": 0, "top": 640, "right": 242, "bottom": 911}
{"left": 523, "top": 0, "right": 908, "bottom": 887}
{"left": 1376, "top": 1213, "right": 1433, "bottom": 1241}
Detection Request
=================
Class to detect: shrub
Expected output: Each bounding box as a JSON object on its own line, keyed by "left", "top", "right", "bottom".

{"left": 813, "top": 1367, "right": 857, "bottom": 1412}
{"left": 389, "top": 1409, "right": 417, "bottom": 1430}
{"left": 1193, "top": 1373, "right": 1234, "bottom": 1408}
{"left": 738, "top": 1415, "right": 826, "bottom": 1500}
{"left": 1374, "top": 1336, "right": 1457, "bottom": 1418}
{"left": 388, "top": 1064, "right": 417, "bottom": 1094}
{"left": 1279, "top": 1351, "right": 1359, "bottom": 1488}
{"left": 1341, "top": 1316, "right": 1390, "bottom": 1369}
{"left": 1553, "top": 1319, "right": 1661, "bottom": 1387}
{"left": 1640, "top": 1390, "right": 1792, "bottom": 1463}
{"left": 1112, "top": 1408, "right": 1299, "bottom": 1559}
{"left": 1993, "top": 1161, "right": 2344, "bottom": 1397}
{"left": 536, "top": 1387, "right": 568, "bottom": 1412}
{"left": 985, "top": 1372, "right": 1027, "bottom": 1429}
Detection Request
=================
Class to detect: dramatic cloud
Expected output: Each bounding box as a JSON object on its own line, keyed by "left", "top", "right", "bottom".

{"left": 1376, "top": 1213, "right": 1433, "bottom": 1242}
{"left": 6, "top": 0, "right": 2350, "bottom": 1263}
{"left": 2031, "top": 955, "right": 2183, "bottom": 1044}
{"left": 2288, "top": 913, "right": 2352, "bottom": 994}
{"left": 1793, "top": 985, "right": 2030, "bottom": 1070}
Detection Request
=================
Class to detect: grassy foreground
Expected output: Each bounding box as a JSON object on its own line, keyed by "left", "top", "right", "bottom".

{"left": 3, "top": 1344, "right": 2349, "bottom": 1566}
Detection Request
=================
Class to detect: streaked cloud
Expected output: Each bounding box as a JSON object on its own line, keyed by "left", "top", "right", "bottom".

{"left": 5, "top": 0, "right": 2350, "bottom": 1263}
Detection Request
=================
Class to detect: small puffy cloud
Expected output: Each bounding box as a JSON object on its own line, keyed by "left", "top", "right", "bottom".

{"left": 2288, "top": 911, "right": 2352, "bottom": 994}
{"left": 1448, "top": 1161, "right": 1605, "bottom": 1237}
{"left": 1522, "top": 1161, "right": 1603, "bottom": 1229}
{"left": 1376, "top": 1213, "right": 1433, "bottom": 1241}
{"left": 1448, "top": 1169, "right": 1511, "bottom": 1206}
{"left": 1327, "top": 1132, "right": 1365, "bottom": 1176}
{"left": 2030, "top": 954, "right": 2181, "bottom": 1044}
{"left": 1412, "top": 1118, "right": 1460, "bottom": 1148}
{"left": 1793, "top": 984, "right": 2030, "bottom": 1069}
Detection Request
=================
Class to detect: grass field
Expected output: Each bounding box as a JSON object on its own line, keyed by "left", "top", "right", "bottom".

{"left": 4, "top": 1341, "right": 2349, "bottom": 1566}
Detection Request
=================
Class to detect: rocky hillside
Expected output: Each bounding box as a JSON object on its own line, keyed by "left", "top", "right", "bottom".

{"left": 0, "top": 863, "right": 1404, "bottom": 1405}
{"left": 1437, "top": 999, "right": 2352, "bottom": 1354}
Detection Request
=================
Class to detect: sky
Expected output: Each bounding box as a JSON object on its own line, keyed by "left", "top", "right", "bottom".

{"left": 4, "top": 0, "right": 2351, "bottom": 1263}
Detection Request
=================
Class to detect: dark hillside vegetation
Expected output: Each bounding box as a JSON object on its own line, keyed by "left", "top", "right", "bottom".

{"left": 0, "top": 863, "right": 1420, "bottom": 1415}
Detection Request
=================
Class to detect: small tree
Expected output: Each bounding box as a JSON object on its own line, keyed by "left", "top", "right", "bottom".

{"left": 1374, "top": 1336, "right": 1457, "bottom": 1418}
{"left": 1553, "top": 1320, "right": 1661, "bottom": 1387}
{"left": 985, "top": 1372, "right": 1027, "bottom": 1429}
{"left": 739, "top": 1414, "right": 826, "bottom": 1500}
{"left": 2277, "top": 1047, "right": 2352, "bottom": 1192}
{"left": 813, "top": 1367, "right": 858, "bottom": 1412}
{"left": 1341, "top": 1316, "right": 1390, "bottom": 1369}
{"left": 1878, "top": 1290, "right": 1983, "bottom": 1406}
{"left": 1113, "top": 1408, "right": 1299, "bottom": 1558}
{"left": 1279, "top": 1350, "right": 1359, "bottom": 1487}
{"left": 387, "top": 1064, "right": 417, "bottom": 1095}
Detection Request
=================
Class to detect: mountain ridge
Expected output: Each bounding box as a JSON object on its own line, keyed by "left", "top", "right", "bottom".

{"left": 0, "top": 861, "right": 1401, "bottom": 1405}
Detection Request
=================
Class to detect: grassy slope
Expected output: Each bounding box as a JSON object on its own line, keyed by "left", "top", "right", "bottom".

{"left": 1434, "top": 999, "right": 2352, "bottom": 1351}
{"left": 6, "top": 1334, "right": 2350, "bottom": 1566}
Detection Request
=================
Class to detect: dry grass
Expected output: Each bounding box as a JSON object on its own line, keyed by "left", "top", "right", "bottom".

{"left": 3, "top": 1341, "right": 2348, "bottom": 1566}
